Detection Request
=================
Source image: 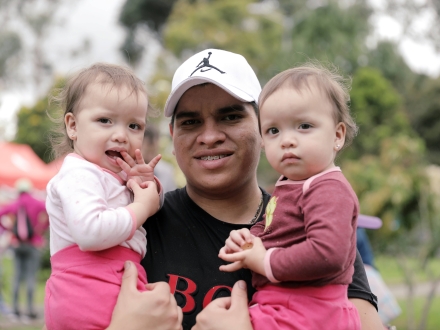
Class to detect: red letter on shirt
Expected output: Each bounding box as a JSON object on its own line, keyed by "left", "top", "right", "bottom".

{"left": 203, "top": 285, "right": 232, "bottom": 308}
{"left": 168, "top": 274, "right": 197, "bottom": 313}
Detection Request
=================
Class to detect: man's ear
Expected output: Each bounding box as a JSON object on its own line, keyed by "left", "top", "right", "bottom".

{"left": 169, "top": 123, "right": 176, "bottom": 156}
{"left": 169, "top": 122, "right": 174, "bottom": 138}
{"left": 65, "top": 113, "right": 77, "bottom": 141}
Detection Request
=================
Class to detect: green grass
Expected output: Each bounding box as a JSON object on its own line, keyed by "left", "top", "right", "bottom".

{"left": 392, "top": 297, "right": 440, "bottom": 330}
{"left": 376, "top": 255, "right": 440, "bottom": 285}
{"left": 375, "top": 255, "right": 440, "bottom": 330}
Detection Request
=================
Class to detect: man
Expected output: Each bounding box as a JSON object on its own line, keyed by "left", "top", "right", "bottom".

{"left": 108, "top": 49, "right": 384, "bottom": 330}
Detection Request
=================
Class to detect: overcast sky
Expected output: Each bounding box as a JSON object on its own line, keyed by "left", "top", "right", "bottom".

{"left": 1, "top": 0, "right": 439, "bottom": 140}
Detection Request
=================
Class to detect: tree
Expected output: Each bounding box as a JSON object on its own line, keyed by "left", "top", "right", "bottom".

{"left": 0, "top": 31, "right": 22, "bottom": 88}
{"left": 379, "top": 0, "right": 440, "bottom": 53}
{"left": 0, "top": 0, "right": 65, "bottom": 93}
{"left": 13, "top": 78, "right": 65, "bottom": 163}
{"left": 344, "top": 67, "right": 414, "bottom": 159}
{"left": 119, "top": 0, "right": 178, "bottom": 64}
{"left": 273, "top": 0, "right": 372, "bottom": 78}
{"left": 366, "top": 41, "right": 416, "bottom": 94}
{"left": 163, "top": 0, "right": 283, "bottom": 80}
{"left": 404, "top": 75, "right": 440, "bottom": 165}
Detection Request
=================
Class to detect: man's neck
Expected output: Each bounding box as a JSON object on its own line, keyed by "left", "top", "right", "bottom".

{"left": 186, "top": 180, "right": 262, "bottom": 225}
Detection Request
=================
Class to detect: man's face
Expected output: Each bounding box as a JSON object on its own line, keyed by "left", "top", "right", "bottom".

{"left": 170, "top": 84, "right": 262, "bottom": 197}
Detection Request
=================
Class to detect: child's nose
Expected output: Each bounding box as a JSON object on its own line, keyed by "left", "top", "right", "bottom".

{"left": 112, "top": 127, "right": 128, "bottom": 143}
{"left": 281, "top": 133, "right": 297, "bottom": 148}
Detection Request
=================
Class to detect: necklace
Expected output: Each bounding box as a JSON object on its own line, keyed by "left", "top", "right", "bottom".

{"left": 249, "top": 192, "right": 264, "bottom": 224}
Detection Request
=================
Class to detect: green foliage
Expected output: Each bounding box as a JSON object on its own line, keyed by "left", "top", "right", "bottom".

{"left": 120, "top": 0, "right": 177, "bottom": 33}
{"left": 119, "top": 0, "right": 178, "bottom": 63}
{"left": 366, "top": 41, "right": 416, "bottom": 94}
{"left": 343, "top": 135, "right": 426, "bottom": 234}
{"left": 346, "top": 67, "right": 412, "bottom": 159}
{"left": 405, "top": 75, "right": 440, "bottom": 165}
{"left": 13, "top": 78, "right": 65, "bottom": 163}
{"left": 337, "top": 67, "right": 429, "bottom": 244}
{"left": 0, "top": 31, "right": 21, "bottom": 79}
{"left": 163, "top": 0, "right": 283, "bottom": 79}
{"left": 274, "top": 0, "right": 372, "bottom": 76}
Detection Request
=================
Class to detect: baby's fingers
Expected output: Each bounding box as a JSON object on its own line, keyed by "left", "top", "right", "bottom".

{"left": 229, "top": 229, "right": 252, "bottom": 247}
{"left": 224, "top": 236, "right": 242, "bottom": 253}
{"left": 148, "top": 154, "right": 162, "bottom": 169}
{"left": 120, "top": 151, "right": 136, "bottom": 167}
{"left": 134, "top": 149, "right": 146, "bottom": 165}
{"left": 116, "top": 157, "right": 132, "bottom": 175}
{"left": 218, "top": 250, "right": 246, "bottom": 263}
{"left": 219, "top": 261, "right": 243, "bottom": 273}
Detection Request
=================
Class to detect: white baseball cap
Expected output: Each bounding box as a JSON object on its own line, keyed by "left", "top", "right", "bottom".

{"left": 164, "top": 49, "right": 262, "bottom": 117}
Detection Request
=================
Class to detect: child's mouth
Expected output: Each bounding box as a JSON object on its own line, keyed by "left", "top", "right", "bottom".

{"left": 105, "top": 150, "right": 123, "bottom": 160}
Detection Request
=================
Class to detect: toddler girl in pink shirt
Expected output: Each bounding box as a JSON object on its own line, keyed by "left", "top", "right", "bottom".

{"left": 219, "top": 64, "right": 361, "bottom": 330}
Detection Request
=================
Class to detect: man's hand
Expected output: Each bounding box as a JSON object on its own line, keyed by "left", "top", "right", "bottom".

{"left": 192, "top": 281, "right": 253, "bottom": 330}
{"left": 118, "top": 150, "right": 161, "bottom": 185}
{"left": 107, "top": 261, "right": 183, "bottom": 330}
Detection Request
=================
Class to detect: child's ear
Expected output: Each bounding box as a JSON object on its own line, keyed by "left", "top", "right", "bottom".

{"left": 65, "top": 113, "right": 77, "bottom": 141}
{"left": 335, "top": 122, "right": 346, "bottom": 150}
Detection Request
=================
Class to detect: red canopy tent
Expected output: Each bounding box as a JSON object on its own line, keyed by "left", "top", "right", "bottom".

{"left": 0, "top": 142, "right": 59, "bottom": 190}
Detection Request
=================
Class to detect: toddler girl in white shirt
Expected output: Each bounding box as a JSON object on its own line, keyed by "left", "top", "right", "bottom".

{"left": 44, "top": 63, "right": 163, "bottom": 330}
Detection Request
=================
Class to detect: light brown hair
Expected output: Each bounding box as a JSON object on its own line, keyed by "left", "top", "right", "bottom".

{"left": 49, "top": 63, "right": 155, "bottom": 159}
{"left": 259, "top": 63, "right": 358, "bottom": 148}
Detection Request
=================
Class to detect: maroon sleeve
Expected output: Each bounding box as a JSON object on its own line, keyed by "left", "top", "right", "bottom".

{"left": 270, "top": 179, "right": 356, "bottom": 282}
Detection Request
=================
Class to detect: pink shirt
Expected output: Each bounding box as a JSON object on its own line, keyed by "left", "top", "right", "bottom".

{"left": 251, "top": 167, "right": 358, "bottom": 289}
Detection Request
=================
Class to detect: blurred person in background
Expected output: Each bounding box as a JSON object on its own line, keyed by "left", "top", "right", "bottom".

{"left": 142, "top": 123, "right": 178, "bottom": 193}
{"left": 0, "top": 178, "right": 48, "bottom": 320}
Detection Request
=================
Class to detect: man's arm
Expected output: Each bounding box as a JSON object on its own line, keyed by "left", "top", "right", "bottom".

{"left": 107, "top": 261, "right": 183, "bottom": 330}
{"left": 350, "top": 298, "right": 384, "bottom": 330}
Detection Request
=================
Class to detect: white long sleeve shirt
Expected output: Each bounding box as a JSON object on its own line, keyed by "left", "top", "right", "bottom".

{"left": 46, "top": 154, "right": 161, "bottom": 257}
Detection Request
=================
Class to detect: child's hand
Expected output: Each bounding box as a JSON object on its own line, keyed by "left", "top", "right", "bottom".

{"left": 218, "top": 229, "right": 267, "bottom": 276}
{"left": 118, "top": 150, "right": 161, "bottom": 185}
{"left": 127, "top": 179, "right": 160, "bottom": 227}
{"left": 222, "top": 228, "right": 254, "bottom": 254}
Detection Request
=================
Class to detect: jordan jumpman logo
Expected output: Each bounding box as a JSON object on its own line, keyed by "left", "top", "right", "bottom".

{"left": 189, "top": 52, "right": 225, "bottom": 77}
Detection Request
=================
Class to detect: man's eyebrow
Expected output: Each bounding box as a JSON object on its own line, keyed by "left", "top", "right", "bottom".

{"left": 217, "top": 104, "right": 247, "bottom": 114}
{"left": 175, "top": 110, "right": 199, "bottom": 120}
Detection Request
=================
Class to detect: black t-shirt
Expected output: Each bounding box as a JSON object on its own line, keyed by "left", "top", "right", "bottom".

{"left": 142, "top": 187, "right": 377, "bottom": 330}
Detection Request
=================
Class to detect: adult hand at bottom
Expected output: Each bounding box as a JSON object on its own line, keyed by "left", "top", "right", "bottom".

{"left": 192, "top": 280, "right": 253, "bottom": 330}
{"left": 107, "top": 261, "right": 183, "bottom": 330}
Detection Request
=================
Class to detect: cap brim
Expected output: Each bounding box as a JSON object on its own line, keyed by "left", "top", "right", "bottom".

{"left": 164, "top": 76, "right": 254, "bottom": 117}
{"left": 358, "top": 214, "right": 382, "bottom": 229}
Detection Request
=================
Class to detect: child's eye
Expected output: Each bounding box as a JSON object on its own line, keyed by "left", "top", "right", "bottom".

{"left": 129, "top": 123, "right": 141, "bottom": 130}
{"left": 299, "top": 123, "right": 312, "bottom": 129}
{"left": 98, "top": 118, "right": 110, "bottom": 124}
{"left": 267, "top": 127, "right": 279, "bottom": 135}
